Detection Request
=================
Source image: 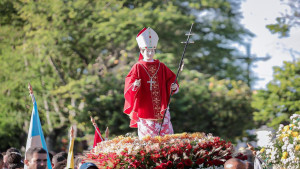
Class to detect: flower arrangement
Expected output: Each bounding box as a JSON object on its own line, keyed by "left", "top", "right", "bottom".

{"left": 84, "top": 132, "right": 236, "bottom": 169}
{"left": 258, "top": 114, "right": 300, "bottom": 168}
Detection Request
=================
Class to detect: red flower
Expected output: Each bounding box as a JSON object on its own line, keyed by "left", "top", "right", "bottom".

{"left": 186, "top": 144, "right": 192, "bottom": 150}
{"left": 176, "top": 162, "right": 184, "bottom": 169}
{"left": 132, "top": 160, "right": 141, "bottom": 168}
{"left": 184, "top": 159, "right": 193, "bottom": 166}
{"left": 196, "top": 158, "right": 205, "bottom": 165}
{"left": 206, "top": 160, "right": 214, "bottom": 167}
{"left": 212, "top": 159, "right": 224, "bottom": 166}
{"left": 140, "top": 150, "right": 146, "bottom": 156}
{"left": 160, "top": 163, "right": 168, "bottom": 169}
{"left": 154, "top": 154, "right": 160, "bottom": 158}
{"left": 166, "top": 161, "right": 173, "bottom": 168}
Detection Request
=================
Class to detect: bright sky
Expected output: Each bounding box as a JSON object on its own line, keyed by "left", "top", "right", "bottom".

{"left": 240, "top": 0, "right": 300, "bottom": 89}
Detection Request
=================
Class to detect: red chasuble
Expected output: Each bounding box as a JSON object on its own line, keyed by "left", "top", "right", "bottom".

{"left": 124, "top": 59, "right": 178, "bottom": 128}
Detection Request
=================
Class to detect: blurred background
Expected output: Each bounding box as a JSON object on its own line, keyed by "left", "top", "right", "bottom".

{"left": 0, "top": 0, "right": 299, "bottom": 153}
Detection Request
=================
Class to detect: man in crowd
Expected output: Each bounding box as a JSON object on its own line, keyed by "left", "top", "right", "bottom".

{"left": 3, "top": 148, "right": 21, "bottom": 169}
{"left": 24, "top": 147, "right": 47, "bottom": 169}
{"left": 6, "top": 152, "right": 23, "bottom": 169}
{"left": 51, "top": 152, "right": 67, "bottom": 168}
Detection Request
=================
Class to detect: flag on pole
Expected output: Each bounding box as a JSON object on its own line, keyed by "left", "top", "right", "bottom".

{"left": 90, "top": 116, "right": 105, "bottom": 148}
{"left": 67, "top": 126, "right": 75, "bottom": 169}
{"left": 93, "top": 127, "right": 104, "bottom": 148}
{"left": 25, "top": 92, "right": 52, "bottom": 169}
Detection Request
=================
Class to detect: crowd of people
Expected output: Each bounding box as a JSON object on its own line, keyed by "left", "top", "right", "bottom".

{"left": 0, "top": 144, "right": 261, "bottom": 169}
{"left": 0, "top": 147, "right": 98, "bottom": 169}
{"left": 0, "top": 117, "right": 106, "bottom": 169}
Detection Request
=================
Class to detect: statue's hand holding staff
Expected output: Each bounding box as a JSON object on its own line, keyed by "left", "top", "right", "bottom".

{"left": 171, "top": 83, "right": 178, "bottom": 91}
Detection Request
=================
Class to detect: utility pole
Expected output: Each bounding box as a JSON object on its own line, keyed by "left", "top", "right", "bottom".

{"left": 237, "top": 43, "right": 270, "bottom": 88}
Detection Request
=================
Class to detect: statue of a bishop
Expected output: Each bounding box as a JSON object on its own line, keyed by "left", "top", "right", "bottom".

{"left": 123, "top": 27, "right": 179, "bottom": 139}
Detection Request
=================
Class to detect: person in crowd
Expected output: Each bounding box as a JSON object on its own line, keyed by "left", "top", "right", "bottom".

{"left": 79, "top": 162, "right": 98, "bottom": 169}
{"left": 6, "top": 152, "right": 23, "bottom": 169}
{"left": 52, "top": 160, "right": 66, "bottom": 169}
{"left": 51, "top": 152, "right": 67, "bottom": 168}
{"left": 3, "top": 148, "right": 21, "bottom": 169}
{"left": 224, "top": 158, "right": 246, "bottom": 169}
{"left": 0, "top": 153, "right": 4, "bottom": 169}
{"left": 24, "top": 147, "right": 47, "bottom": 169}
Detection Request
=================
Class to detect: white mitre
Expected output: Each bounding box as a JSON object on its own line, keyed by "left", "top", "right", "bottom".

{"left": 136, "top": 27, "right": 159, "bottom": 49}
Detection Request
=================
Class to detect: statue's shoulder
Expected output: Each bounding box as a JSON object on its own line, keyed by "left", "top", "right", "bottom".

{"left": 129, "top": 62, "right": 142, "bottom": 71}
{"left": 156, "top": 60, "right": 167, "bottom": 68}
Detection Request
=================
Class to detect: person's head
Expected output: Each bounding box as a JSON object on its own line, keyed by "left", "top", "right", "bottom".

{"left": 7, "top": 152, "right": 23, "bottom": 169}
{"left": 224, "top": 158, "right": 246, "bottom": 169}
{"left": 7, "top": 162, "right": 23, "bottom": 169}
{"left": 52, "top": 152, "right": 67, "bottom": 167}
{"left": 6, "top": 148, "right": 21, "bottom": 155}
{"left": 79, "top": 163, "right": 98, "bottom": 169}
{"left": 74, "top": 156, "right": 83, "bottom": 169}
{"left": 24, "top": 147, "right": 47, "bottom": 169}
{"left": 4, "top": 148, "right": 21, "bottom": 169}
{"left": 140, "top": 49, "right": 155, "bottom": 61}
{"left": 52, "top": 160, "right": 66, "bottom": 169}
{"left": 0, "top": 153, "right": 4, "bottom": 169}
{"left": 244, "top": 161, "right": 254, "bottom": 169}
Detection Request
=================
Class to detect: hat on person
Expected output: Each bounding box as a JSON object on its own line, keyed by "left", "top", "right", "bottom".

{"left": 79, "top": 162, "right": 98, "bottom": 169}
{"left": 136, "top": 27, "right": 159, "bottom": 50}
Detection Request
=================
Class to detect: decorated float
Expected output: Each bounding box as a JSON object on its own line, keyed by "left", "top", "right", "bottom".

{"left": 83, "top": 132, "right": 247, "bottom": 169}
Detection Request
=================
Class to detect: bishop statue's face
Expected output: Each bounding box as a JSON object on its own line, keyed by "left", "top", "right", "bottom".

{"left": 141, "top": 49, "right": 155, "bottom": 61}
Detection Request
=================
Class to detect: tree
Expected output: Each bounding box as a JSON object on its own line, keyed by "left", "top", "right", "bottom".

{"left": 266, "top": 0, "right": 300, "bottom": 37}
{"left": 171, "top": 70, "right": 254, "bottom": 141}
{"left": 252, "top": 60, "right": 300, "bottom": 128}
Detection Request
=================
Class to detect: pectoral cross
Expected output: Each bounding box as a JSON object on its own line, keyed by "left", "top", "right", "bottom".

{"left": 147, "top": 78, "right": 156, "bottom": 91}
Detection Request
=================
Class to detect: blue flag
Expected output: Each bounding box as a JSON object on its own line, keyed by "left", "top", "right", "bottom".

{"left": 25, "top": 94, "right": 52, "bottom": 169}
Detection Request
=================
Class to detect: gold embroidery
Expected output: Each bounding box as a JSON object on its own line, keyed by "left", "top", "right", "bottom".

{"left": 147, "top": 64, "right": 161, "bottom": 119}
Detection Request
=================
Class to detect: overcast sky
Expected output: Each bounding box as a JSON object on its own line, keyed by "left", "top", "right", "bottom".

{"left": 240, "top": 0, "right": 300, "bottom": 89}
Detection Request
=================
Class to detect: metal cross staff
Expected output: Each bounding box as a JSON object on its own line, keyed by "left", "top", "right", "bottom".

{"left": 158, "top": 23, "right": 194, "bottom": 136}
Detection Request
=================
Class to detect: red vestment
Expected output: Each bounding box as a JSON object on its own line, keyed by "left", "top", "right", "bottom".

{"left": 123, "top": 59, "right": 178, "bottom": 128}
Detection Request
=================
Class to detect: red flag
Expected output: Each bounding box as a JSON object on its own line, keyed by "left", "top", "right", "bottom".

{"left": 93, "top": 127, "right": 104, "bottom": 148}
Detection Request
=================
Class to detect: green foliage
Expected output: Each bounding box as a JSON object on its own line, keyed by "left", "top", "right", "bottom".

{"left": 172, "top": 70, "right": 254, "bottom": 141}
{"left": 266, "top": 0, "right": 300, "bottom": 37}
{"left": 252, "top": 60, "right": 300, "bottom": 128}
{"left": 0, "top": 0, "right": 254, "bottom": 151}
{"left": 266, "top": 18, "right": 290, "bottom": 37}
